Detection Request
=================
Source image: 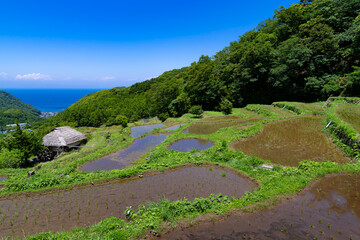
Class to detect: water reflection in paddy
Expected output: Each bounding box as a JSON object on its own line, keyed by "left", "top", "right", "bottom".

{"left": 163, "top": 174, "right": 360, "bottom": 240}
{"left": 164, "top": 124, "right": 184, "bottom": 131}
{"left": 231, "top": 116, "right": 348, "bottom": 166}
{"left": 0, "top": 166, "right": 255, "bottom": 238}
{"left": 81, "top": 134, "right": 168, "bottom": 172}
{"left": 183, "top": 118, "right": 262, "bottom": 135}
{"left": 168, "top": 139, "right": 213, "bottom": 152}
{"left": 130, "top": 124, "right": 164, "bottom": 138}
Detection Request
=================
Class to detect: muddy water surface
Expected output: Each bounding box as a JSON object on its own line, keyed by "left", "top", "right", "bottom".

{"left": 168, "top": 139, "right": 213, "bottom": 152}
{"left": 184, "top": 118, "right": 262, "bottom": 135}
{"left": 164, "top": 124, "right": 184, "bottom": 131}
{"left": 81, "top": 134, "right": 168, "bottom": 172}
{"left": 162, "top": 174, "right": 360, "bottom": 240}
{"left": 130, "top": 124, "right": 164, "bottom": 138}
{"left": 231, "top": 115, "right": 348, "bottom": 166}
{"left": 0, "top": 166, "right": 255, "bottom": 238}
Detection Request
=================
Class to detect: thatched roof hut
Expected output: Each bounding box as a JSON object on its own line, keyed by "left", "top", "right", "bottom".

{"left": 43, "top": 127, "right": 86, "bottom": 148}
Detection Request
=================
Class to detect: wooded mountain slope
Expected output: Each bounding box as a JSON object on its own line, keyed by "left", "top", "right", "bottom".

{"left": 0, "top": 91, "right": 41, "bottom": 128}
{"left": 54, "top": 0, "right": 360, "bottom": 127}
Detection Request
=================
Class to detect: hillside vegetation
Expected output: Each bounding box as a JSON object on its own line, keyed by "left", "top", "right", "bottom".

{"left": 0, "top": 91, "right": 42, "bottom": 128}
{"left": 52, "top": 0, "right": 360, "bottom": 127}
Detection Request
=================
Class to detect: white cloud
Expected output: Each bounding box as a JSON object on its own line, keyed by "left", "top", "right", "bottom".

{"left": 0, "top": 72, "right": 8, "bottom": 79}
{"left": 15, "top": 73, "right": 51, "bottom": 80}
{"left": 101, "top": 76, "right": 116, "bottom": 81}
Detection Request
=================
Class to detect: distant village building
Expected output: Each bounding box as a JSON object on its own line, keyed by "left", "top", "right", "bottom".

{"left": 6, "top": 123, "right": 28, "bottom": 129}
{"left": 42, "top": 126, "right": 86, "bottom": 154}
{"left": 40, "top": 112, "right": 58, "bottom": 118}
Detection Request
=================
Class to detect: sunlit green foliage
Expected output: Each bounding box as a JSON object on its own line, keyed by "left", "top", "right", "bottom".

{"left": 1, "top": 124, "right": 44, "bottom": 166}
{"left": 0, "top": 91, "right": 42, "bottom": 128}
{"left": 189, "top": 105, "right": 204, "bottom": 117}
{"left": 51, "top": 0, "right": 360, "bottom": 127}
{"left": 220, "top": 98, "right": 233, "bottom": 115}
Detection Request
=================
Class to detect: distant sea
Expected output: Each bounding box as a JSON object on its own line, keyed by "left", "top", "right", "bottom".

{"left": 4, "top": 89, "right": 103, "bottom": 112}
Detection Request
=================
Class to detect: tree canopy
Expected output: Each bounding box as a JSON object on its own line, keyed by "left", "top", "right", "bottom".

{"left": 52, "top": 0, "right": 360, "bottom": 127}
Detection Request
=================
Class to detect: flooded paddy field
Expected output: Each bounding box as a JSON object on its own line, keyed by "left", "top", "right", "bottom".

{"left": 0, "top": 176, "right": 7, "bottom": 182}
{"left": 231, "top": 115, "right": 348, "bottom": 166}
{"left": 183, "top": 118, "right": 262, "bottom": 135}
{"left": 81, "top": 134, "right": 168, "bottom": 172}
{"left": 283, "top": 102, "right": 325, "bottom": 113}
{"left": 164, "top": 124, "right": 185, "bottom": 131}
{"left": 0, "top": 166, "right": 255, "bottom": 238}
{"left": 162, "top": 174, "right": 360, "bottom": 240}
{"left": 335, "top": 104, "right": 360, "bottom": 132}
{"left": 130, "top": 124, "right": 164, "bottom": 138}
{"left": 168, "top": 139, "right": 213, "bottom": 152}
{"left": 199, "top": 115, "right": 243, "bottom": 122}
{"left": 257, "top": 105, "right": 295, "bottom": 118}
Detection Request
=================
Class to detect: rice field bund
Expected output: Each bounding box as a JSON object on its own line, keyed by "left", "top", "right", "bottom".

{"left": 0, "top": 98, "right": 359, "bottom": 239}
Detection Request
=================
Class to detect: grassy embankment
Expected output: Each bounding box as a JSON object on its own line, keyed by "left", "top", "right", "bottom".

{"left": 0, "top": 101, "right": 358, "bottom": 239}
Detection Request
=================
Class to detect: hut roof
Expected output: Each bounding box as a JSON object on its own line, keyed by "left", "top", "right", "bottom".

{"left": 43, "top": 126, "right": 86, "bottom": 147}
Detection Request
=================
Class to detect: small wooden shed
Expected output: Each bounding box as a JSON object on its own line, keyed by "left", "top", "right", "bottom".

{"left": 43, "top": 126, "right": 86, "bottom": 153}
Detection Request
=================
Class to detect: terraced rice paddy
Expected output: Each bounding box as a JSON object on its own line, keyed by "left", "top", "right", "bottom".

{"left": 183, "top": 118, "right": 262, "bottom": 135}
{"left": 164, "top": 124, "right": 184, "bottom": 131}
{"left": 257, "top": 104, "right": 295, "bottom": 118}
{"left": 162, "top": 174, "right": 360, "bottom": 240}
{"left": 335, "top": 104, "right": 360, "bottom": 132}
{"left": 168, "top": 139, "right": 213, "bottom": 152}
{"left": 199, "top": 115, "right": 243, "bottom": 122}
{"left": 231, "top": 115, "right": 348, "bottom": 166}
{"left": 285, "top": 102, "right": 325, "bottom": 113}
{"left": 81, "top": 134, "right": 168, "bottom": 172}
{"left": 0, "top": 166, "right": 255, "bottom": 238}
{"left": 130, "top": 124, "right": 164, "bottom": 138}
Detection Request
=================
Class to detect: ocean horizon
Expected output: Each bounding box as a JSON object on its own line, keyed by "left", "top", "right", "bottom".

{"left": 4, "top": 89, "right": 103, "bottom": 112}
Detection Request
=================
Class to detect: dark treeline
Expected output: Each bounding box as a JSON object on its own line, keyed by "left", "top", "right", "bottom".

{"left": 53, "top": 0, "right": 360, "bottom": 127}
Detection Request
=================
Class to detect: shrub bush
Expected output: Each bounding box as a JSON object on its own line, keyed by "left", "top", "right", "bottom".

{"left": 158, "top": 112, "right": 169, "bottom": 122}
{"left": 189, "top": 105, "right": 204, "bottom": 117}
{"left": 0, "top": 149, "right": 25, "bottom": 168}
{"left": 220, "top": 98, "right": 233, "bottom": 115}
{"left": 115, "top": 115, "right": 128, "bottom": 128}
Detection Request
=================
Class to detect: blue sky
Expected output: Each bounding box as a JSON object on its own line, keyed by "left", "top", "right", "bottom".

{"left": 0, "top": 0, "right": 297, "bottom": 89}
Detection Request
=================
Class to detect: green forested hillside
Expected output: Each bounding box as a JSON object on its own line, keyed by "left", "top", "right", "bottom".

{"left": 54, "top": 0, "right": 360, "bottom": 127}
{"left": 0, "top": 91, "right": 40, "bottom": 115}
{"left": 0, "top": 91, "right": 41, "bottom": 128}
{"left": 52, "top": 68, "right": 187, "bottom": 127}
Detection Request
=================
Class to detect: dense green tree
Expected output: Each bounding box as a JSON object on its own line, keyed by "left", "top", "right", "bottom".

{"left": 4, "top": 124, "right": 44, "bottom": 164}
{"left": 49, "top": 0, "right": 360, "bottom": 127}
{"left": 184, "top": 55, "right": 222, "bottom": 110}
{"left": 168, "top": 94, "right": 191, "bottom": 117}
{"left": 343, "top": 66, "right": 360, "bottom": 96}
